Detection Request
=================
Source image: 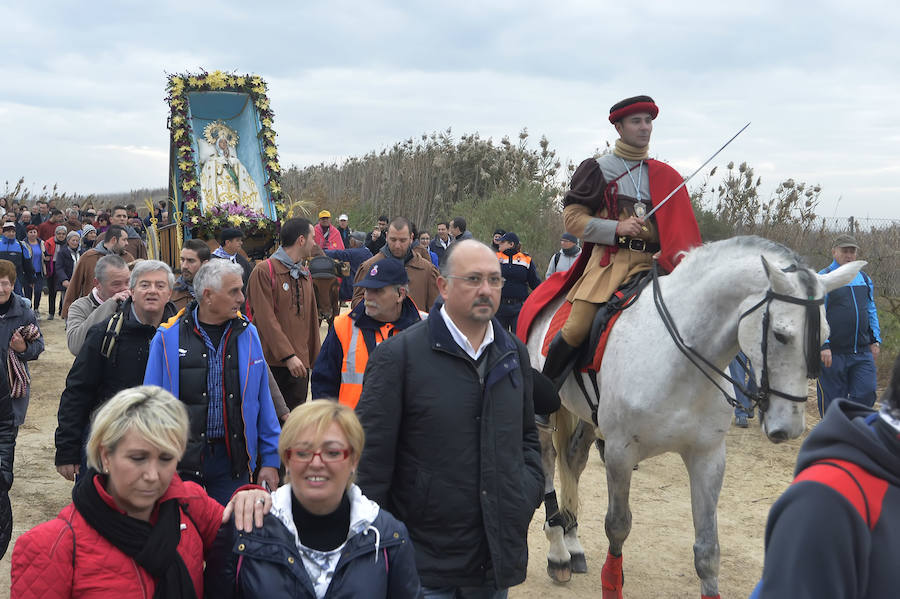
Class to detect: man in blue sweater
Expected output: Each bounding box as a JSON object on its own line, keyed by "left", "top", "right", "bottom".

{"left": 817, "top": 235, "right": 882, "bottom": 416}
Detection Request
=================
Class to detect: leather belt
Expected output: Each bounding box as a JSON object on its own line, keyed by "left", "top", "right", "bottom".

{"left": 617, "top": 236, "right": 660, "bottom": 253}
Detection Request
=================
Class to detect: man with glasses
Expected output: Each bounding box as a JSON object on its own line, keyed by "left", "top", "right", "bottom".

{"left": 355, "top": 239, "right": 543, "bottom": 598}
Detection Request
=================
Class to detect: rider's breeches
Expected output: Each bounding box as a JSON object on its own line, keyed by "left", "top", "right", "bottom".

{"left": 561, "top": 299, "right": 601, "bottom": 347}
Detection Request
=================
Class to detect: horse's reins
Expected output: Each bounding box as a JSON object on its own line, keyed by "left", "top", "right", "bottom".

{"left": 652, "top": 261, "right": 823, "bottom": 413}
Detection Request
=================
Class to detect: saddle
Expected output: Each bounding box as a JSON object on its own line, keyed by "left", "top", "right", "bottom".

{"left": 308, "top": 255, "right": 345, "bottom": 279}
{"left": 541, "top": 271, "right": 651, "bottom": 373}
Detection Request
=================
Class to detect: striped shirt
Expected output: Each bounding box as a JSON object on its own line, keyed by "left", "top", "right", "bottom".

{"left": 193, "top": 306, "right": 232, "bottom": 439}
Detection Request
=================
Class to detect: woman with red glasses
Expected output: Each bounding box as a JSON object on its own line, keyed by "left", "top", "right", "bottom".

{"left": 206, "top": 399, "right": 422, "bottom": 598}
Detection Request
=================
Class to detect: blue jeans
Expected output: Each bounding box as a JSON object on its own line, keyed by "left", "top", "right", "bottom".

{"left": 816, "top": 351, "right": 877, "bottom": 416}
{"left": 728, "top": 353, "right": 757, "bottom": 417}
{"left": 182, "top": 441, "right": 250, "bottom": 505}
{"left": 422, "top": 587, "right": 507, "bottom": 599}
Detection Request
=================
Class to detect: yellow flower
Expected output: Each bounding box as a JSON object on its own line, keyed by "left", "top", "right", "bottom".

{"left": 268, "top": 181, "right": 281, "bottom": 193}
{"left": 267, "top": 161, "right": 280, "bottom": 172}
{"left": 253, "top": 85, "right": 266, "bottom": 95}
{"left": 178, "top": 161, "right": 192, "bottom": 171}
{"left": 264, "top": 130, "right": 275, "bottom": 141}
{"left": 171, "top": 99, "right": 183, "bottom": 110}
{"left": 173, "top": 128, "right": 184, "bottom": 141}
{"left": 173, "top": 115, "right": 184, "bottom": 125}
{"left": 207, "top": 70, "right": 228, "bottom": 90}
{"left": 251, "top": 76, "right": 262, "bottom": 86}
{"left": 188, "top": 77, "right": 200, "bottom": 87}
{"left": 171, "top": 76, "right": 184, "bottom": 87}
{"left": 237, "top": 215, "right": 249, "bottom": 224}
{"left": 255, "top": 98, "right": 269, "bottom": 110}
{"left": 181, "top": 179, "right": 197, "bottom": 191}
{"left": 227, "top": 214, "right": 241, "bottom": 225}
{"left": 261, "top": 118, "right": 272, "bottom": 128}
{"left": 264, "top": 146, "right": 277, "bottom": 158}
{"left": 234, "top": 76, "right": 245, "bottom": 86}
{"left": 190, "top": 216, "right": 199, "bottom": 224}
{"left": 178, "top": 145, "right": 192, "bottom": 155}
{"left": 186, "top": 201, "right": 198, "bottom": 211}
{"left": 257, "top": 220, "right": 267, "bottom": 229}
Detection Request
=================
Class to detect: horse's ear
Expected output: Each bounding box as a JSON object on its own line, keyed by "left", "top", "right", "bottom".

{"left": 819, "top": 260, "right": 867, "bottom": 294}
{"left": 760, "top": 255, "right": 793, "bottom": 295}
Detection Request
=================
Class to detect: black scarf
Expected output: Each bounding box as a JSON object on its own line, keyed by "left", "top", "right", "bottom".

{"left": 72, "top": 471, "right": 197, "bottom": 599}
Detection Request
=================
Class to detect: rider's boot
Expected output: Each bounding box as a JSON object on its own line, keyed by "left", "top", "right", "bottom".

{"left": 542, "top": 332, "right": 579, "bottom": 384}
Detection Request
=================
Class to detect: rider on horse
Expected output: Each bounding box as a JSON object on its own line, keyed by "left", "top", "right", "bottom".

{"left": 542, "top": 95, "right": 702, "bottom": 381}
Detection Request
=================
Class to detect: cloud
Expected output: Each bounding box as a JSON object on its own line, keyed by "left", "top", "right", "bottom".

{"left": 0, "top": 1, "right": 898, "bottom": 219}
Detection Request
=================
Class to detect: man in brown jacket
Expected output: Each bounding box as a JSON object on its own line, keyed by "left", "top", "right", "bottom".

{"left": 110, "top": 205, "right": 148, "bottom": 260}
{"left": 61, "top": 226, "right": 134, "bottom": 318}
{"left": 351, "top": 217, "right": 440, "bottom": 312}
{"left": 248, "top": 217, "right": 320, "bottom": 409}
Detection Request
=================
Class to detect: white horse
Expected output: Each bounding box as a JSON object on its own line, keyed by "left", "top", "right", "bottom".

{"left": 525, "top": 236, "right": 864, "bottom": 599}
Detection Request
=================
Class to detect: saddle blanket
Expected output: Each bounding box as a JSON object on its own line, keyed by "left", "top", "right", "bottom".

{"left": 540, "top": 301, "right": 624, "bottom": 373}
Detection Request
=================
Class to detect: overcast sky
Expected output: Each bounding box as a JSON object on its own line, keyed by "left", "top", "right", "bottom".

{"left": 2, "top": 0, "right": 898, "bottom": 219}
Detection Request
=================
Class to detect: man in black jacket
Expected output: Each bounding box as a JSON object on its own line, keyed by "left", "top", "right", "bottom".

{"left": 54, "top": 260, "right": 176, "bottom": 481}
{"left": 355, "top": 239, "right": 543, "bottom": 596}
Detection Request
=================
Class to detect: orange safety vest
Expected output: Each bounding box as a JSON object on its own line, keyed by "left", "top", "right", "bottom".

{"left": 496, "top": 250, "right": 533, "bottom": 268}
{"left": 334, "top": 313, "right": 397, "bottom": 409}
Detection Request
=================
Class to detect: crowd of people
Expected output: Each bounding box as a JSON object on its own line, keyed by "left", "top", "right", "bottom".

{"left": 0, "top": 94, "right": 895, "bottom": 599}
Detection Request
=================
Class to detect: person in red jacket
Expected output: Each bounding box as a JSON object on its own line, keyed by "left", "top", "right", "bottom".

{"left": 11, "top": 385, "right": 271, "bottom": 599}
{"left": 313, "top": 210, "right": 345, "bottom": 251}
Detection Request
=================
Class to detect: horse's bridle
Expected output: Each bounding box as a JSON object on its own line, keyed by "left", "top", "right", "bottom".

{"left": 652, "top": 262, "right": 824, "bottom": 413}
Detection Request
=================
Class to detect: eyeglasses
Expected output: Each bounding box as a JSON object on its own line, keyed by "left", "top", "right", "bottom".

{"left": 287, "top": 448, "right": 352, "bottom": 463}
{"left": 445, "top": 274, "right": 505, "bottom": 289}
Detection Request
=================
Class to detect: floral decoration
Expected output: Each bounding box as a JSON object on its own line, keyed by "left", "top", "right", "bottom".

{"left": 166, "top": 70, "right": 285, "bottom": 239}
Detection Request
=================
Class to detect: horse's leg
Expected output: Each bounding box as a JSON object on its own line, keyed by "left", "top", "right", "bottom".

{"left": 681, "top": 443, "right": 726, "bottom": 599}
{"left": 601, "top": 443, "right": 636, "bottom": 599}
{"left": 539, "top": 417, "right": 571, "bottom": 583}
{"left": 562, "top": 420, "right": 595, "bottom": 573}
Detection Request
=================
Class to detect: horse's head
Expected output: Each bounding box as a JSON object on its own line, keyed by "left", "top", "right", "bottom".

{"left": 737, "top": 255, "right": 865, "bottom": 443}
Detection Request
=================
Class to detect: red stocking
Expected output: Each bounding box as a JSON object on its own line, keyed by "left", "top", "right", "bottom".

{"left": 701, "top": 595, "right": 721, "bottom": 599}
{"left": 601, "top": 551, "right": 624, "bottom": 599}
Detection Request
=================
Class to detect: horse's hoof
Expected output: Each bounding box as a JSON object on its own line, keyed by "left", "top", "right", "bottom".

{"left": 547, "top": 559, "right": 572, "bottom": 583}
{"left": 570, "top": 552, "right": 587, "bottom": 573}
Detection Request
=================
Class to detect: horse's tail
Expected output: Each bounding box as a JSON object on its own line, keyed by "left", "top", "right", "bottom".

{"left": 553, "top": 405, "right": 581, "bottom": 519}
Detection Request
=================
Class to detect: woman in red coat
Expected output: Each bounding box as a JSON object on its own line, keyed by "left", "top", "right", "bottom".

{"left": 11, "top": 385, "right": 271, "bottom": 599}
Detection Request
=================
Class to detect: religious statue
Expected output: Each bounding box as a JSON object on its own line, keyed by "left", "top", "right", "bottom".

{"left": 199, "top": 121, "right": 265, "bottom": 214}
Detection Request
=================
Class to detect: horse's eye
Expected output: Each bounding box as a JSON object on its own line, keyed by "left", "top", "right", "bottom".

{"left": 773, "top": 332, "right": 788, "bottom": 344}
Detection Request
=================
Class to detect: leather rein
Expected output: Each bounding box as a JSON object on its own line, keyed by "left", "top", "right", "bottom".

{"left": 652, "top": 262, "right": 823, "bottom": 413}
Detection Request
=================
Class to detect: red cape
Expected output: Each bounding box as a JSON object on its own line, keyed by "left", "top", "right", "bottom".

{"left": 516, "top": 159, "right": 701, "bottom": 342}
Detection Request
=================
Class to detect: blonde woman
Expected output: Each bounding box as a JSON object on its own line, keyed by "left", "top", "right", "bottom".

{"left": 12, "top": 386, "right": 270, "bottom": 599}
{"left": 206, "top": 400, "right": 422, "bottom": 598}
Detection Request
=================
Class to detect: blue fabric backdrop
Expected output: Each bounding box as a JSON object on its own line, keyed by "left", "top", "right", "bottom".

{"left": 184, "top": 91, "right": 276, "bottom": 219}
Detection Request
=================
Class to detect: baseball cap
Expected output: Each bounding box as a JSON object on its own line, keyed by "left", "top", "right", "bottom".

{"left": 2, "top": 222, "right": 15, "bottom": 230}
{"left": 318, "top": 210, "right": 331, "bottom": 219}
{"left": 561, "top": 232, "right": 578, "bottom": 243}
{"left": 499, "top": 232, "right": 520, "bottom": 245}
{"left": 832, "top": 234, "right": 859, "bottom": 249}
{"left": 338, "top": 214, "right": 348, "bottom": 221}
{"left": 354, "top": 259, "right": 408, "bottom": 289}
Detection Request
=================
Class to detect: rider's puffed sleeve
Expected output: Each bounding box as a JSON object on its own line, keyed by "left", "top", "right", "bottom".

{"left": 564, "top": 204, "right": 617, "bottom": 246}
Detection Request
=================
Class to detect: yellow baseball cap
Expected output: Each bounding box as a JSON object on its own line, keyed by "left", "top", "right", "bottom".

{"left": 318, "top": 210, "right": 331, "bottom": 219}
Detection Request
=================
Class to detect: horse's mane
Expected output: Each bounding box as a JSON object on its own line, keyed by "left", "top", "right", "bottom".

{"left": 678, "top": 236, "right": 818, "bottom": 297}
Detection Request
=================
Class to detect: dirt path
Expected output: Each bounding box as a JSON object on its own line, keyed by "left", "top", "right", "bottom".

{"left": 1, "top": 318, "right": 819, "bottom": 597}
